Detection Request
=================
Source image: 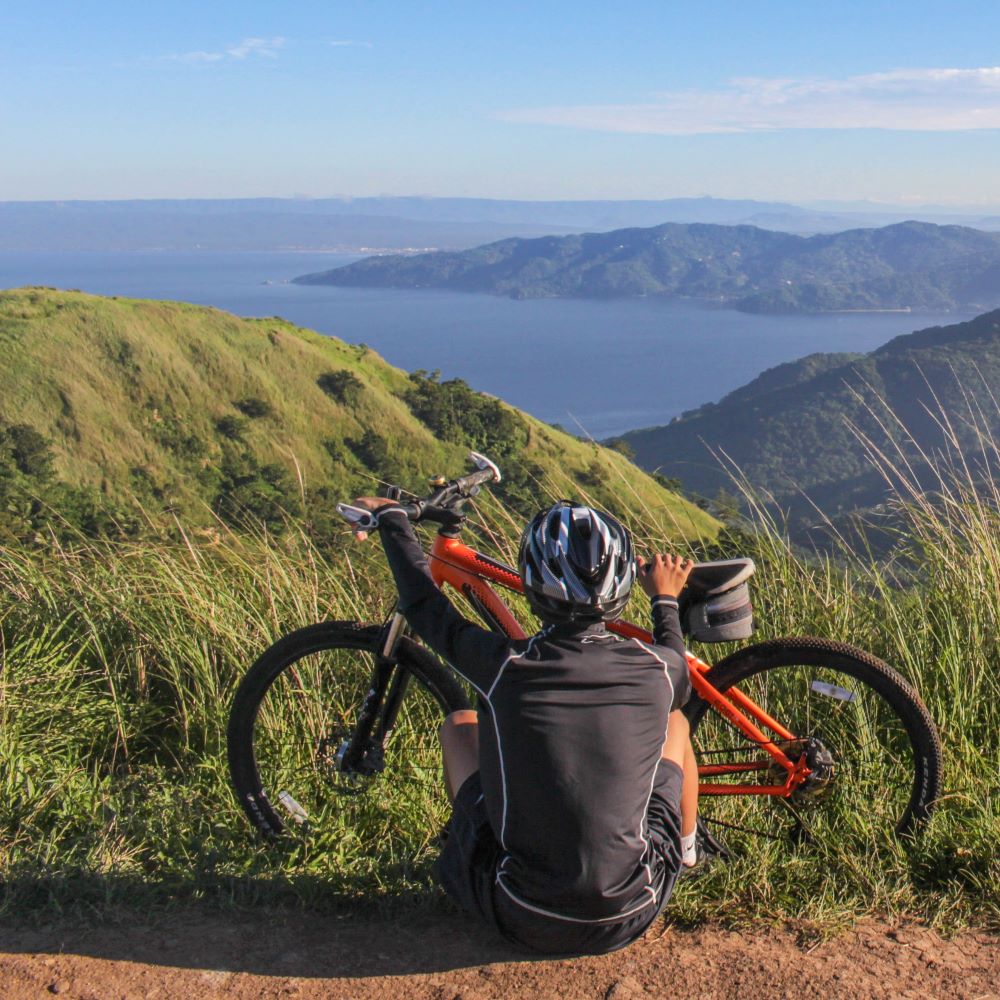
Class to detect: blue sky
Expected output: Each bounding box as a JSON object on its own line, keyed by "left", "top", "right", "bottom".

{"left": 2, "top": 0, "right": 999, "bottom": 203}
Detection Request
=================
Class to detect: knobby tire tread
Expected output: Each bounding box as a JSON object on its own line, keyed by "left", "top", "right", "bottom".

{"left": 685, "top": 636, "right": 943, "bottom": 834}
{"left": 227, "top": 620, "right": 470, "bottom": 840}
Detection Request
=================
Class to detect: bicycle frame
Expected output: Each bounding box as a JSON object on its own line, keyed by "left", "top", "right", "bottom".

{"left": 427, "top": 533, "right": 810, "bottom": 798}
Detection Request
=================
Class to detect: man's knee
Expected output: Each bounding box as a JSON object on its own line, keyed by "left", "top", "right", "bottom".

{"left": 441, "top": 709, "right": 480, "bottom": 802}
{"left": 441, "top": 709, "right": 478, "bottom": 738}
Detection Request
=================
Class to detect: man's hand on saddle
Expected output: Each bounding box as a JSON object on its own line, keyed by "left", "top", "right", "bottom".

{"left": 637, "top": 553, "right": 694, "bottom": 600}
{"left": 349, "top": 496, "right": 397, "bottom": 542}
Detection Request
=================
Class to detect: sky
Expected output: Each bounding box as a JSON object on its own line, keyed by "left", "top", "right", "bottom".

{"left": 2, "top": 0, "right": 1000, "bottom": 204}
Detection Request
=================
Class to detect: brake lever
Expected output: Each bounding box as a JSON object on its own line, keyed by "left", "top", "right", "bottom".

{"left": 335, "top": 503, "right": 381, "bottom": 531}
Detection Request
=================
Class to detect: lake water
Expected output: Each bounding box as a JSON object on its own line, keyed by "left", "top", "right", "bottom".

{"left": 0, "top": 250, "right": 968, "bottom": 439}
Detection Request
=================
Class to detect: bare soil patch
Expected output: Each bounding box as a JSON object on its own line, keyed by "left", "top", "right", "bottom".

{"left": 1, "top": 909, "right": 997, "bottom": 1000}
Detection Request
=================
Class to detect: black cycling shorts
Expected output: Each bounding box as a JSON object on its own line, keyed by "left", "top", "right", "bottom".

{"left": 434, "top": 760, "right": 684, "bottom": 956}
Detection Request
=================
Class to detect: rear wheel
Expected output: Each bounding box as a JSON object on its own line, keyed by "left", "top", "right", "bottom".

{"left": 687, "top": 637, "right": 942, "bottom": 844}
{"left": 227, "top": 622, "right": 470, "bottom": 866}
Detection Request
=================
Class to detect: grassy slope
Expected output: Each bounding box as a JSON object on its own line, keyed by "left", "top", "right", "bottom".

{"left": 0, "top": 287, "right": 716, "bottom": 541}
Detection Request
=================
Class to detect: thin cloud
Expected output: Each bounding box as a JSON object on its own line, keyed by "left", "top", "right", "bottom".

{"left": 166, "top": 36, "right": 285, "bottom": 64}
{"left": 496, "top": 67, "right": 1000, "bottom": 134}
{"left": 226, "top": 37, "right": 284, "bottom": 59}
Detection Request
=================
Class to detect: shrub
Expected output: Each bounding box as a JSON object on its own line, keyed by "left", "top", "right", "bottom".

{"left": 233, "top": 397, "right": 274, "bottom": 419}
{"left": 605, "top": 437, "right": 636, "bottom": 460}
{"left": 317, "top": 370, "right": 363, "bottom": 407}
{"left": 213, "top": 449, "right": 301, "bottom": 531}
{"left": 0, "top": 422, "right": 53, "bottom": 480}
{"left": 215, "top": 415, "right": 249, "bottom": 441}
{"left": 346, "top": 430, "right": 392, "bottom": 478}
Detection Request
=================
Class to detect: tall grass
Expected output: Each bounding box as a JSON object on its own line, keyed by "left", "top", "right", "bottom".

{"left": 1, "top": 429, "right": 999, "bottom": 929}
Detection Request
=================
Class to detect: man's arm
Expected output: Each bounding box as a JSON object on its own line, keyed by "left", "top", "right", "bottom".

{"left": 650, "top": 595, "right": 685, "bottom": 658}
{"left": 638, "top": 552, "right": 693, "bottom": 709}
{"left": 361, "top": 504, "right": 511, "bottom": 694}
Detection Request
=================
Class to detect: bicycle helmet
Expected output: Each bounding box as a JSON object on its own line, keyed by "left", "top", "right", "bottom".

{"left": 518, "top": 500, "right": 635, "bottom": 624}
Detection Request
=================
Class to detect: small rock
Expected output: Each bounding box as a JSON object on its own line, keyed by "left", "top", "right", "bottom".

{"left": 48, "top": 981, "right": 71, "bottom": 995}
{"left": 606, "top": 976, "right": 645, "bottom": 999}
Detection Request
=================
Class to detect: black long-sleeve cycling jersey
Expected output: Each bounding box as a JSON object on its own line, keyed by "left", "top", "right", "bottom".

{"left": 378, "top": 508, "right": 691, "bottom": 924}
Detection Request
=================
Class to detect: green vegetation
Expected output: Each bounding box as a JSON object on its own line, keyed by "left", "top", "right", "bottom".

{"left": 316, "top": 369, "right": 363, "bottom": 406}
{"left": 1, "top": 426, "right": 998, "bottom": 928}
{"left": 294, "top": 220, "right": 1000, "bottom": 314}
{"left": 621, "top": 309, "right": 1000, "bottom": 542}
{"left": 0, "top": 288, "right": 714, "bottom": 545}
{"left": 1, "top": 287, "right": 997, "bottom": 932}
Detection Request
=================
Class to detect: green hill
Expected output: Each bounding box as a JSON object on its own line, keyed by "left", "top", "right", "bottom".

{"left": 0, "top": 288, "right": 716, "bottom": 543}
{"left": 295, "top": 220, "right": 1000, "bottom": 314}
{"left": 618, "top": 309, "right": 1000, "bottom": 533}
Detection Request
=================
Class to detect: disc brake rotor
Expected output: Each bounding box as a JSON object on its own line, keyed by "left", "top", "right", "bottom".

{"left": 767, "top": 737, "right": 836, "bottom": 802}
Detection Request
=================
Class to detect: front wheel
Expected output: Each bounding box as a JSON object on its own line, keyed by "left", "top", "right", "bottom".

{"left": 687, "top": 637, "right": 942, "bottom": 843}
{"left": 227, "top": 621, "right": 470, "bottom": 864}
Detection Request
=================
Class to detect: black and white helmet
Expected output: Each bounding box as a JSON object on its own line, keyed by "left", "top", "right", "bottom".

{"left": 518, "top": 500, "right": 636, "bottom": 624}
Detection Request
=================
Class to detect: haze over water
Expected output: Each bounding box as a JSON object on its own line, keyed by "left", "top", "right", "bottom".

{"left": 0, "top": 250, "right": 968, "bottom": 440}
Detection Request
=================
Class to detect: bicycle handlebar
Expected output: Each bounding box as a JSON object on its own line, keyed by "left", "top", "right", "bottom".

{"left": 335, "top": 451, "right": 502, "bottom": 532}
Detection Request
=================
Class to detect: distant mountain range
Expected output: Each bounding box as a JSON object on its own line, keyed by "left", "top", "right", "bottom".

{"left": 295, "top": 220, "right": 1000, "bottom": 315}
{"left": 3, "top": 196, "right": 1000, "bottom": 254}
{"left": 0, "top": 200, "right": 576, "bottom": 253}
{"left": 617, "top": 308, "right": 1000, "bottom": 536}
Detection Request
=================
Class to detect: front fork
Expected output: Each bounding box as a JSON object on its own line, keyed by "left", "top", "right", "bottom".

{"left": 337, "top": 608, "right": 410, "bottom": 775}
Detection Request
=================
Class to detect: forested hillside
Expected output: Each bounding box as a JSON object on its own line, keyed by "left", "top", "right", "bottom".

{"left": 0, "top": 288, "right": 715, "bottom": 544}
{"left": 296, "top": 220, "right": 1000, "bottom": 314}
{"left": 619, "top": 308, "right": 1000, "bottom": 531}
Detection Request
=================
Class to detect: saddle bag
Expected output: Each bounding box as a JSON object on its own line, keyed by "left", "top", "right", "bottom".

{"left": 680, "top": 559, "right": 755, "bottom": 643}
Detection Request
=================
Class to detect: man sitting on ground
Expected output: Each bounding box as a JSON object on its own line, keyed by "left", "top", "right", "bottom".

{"left": 352, "top": 497, "right": 703, "bottom": 954}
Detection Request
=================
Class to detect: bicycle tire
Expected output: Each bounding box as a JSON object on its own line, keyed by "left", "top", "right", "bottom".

{"left": 227, "top": 621, "right": 471, "bottom": 841}
{"left": 686, "top": 636, "right": 942, "bottom": 839}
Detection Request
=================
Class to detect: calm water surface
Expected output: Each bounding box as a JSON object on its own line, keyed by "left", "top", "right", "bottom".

{"left": 0, "top": 250, "right": 968, "bottom": 439}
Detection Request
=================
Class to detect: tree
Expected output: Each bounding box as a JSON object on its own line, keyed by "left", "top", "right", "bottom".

{"left": 605, "top": 438, "right": 636, "bottom": 461}
{"left": 404, "top": 371, "right": 529, "bottom": 458}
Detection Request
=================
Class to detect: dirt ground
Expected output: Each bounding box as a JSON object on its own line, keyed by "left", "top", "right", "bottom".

{"left": 2, "top": 908, "right": 998, "bottom": 1000}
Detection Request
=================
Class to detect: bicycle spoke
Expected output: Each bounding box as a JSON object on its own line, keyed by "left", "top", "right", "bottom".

{"left": 693, "top": 651, "right": 926, "bottom": 846}
{"left": 247, "top": 642, "right": 452, "bottom": 850}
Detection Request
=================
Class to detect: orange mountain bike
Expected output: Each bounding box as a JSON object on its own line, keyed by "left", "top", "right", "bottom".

{"left": 227, "top": 454, "right": 942, "bottom": 858}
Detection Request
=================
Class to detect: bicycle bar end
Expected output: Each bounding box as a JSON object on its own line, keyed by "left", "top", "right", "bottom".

{"left": 469, "top": 451, "right": 502, "bottom": 483}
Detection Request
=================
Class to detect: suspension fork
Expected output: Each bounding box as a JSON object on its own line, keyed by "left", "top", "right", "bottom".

{"left": 339, "top": 609, "right": 409, "bottom": 773}
{"left": 374, "top": 611, "right": 412, "bottom": 742}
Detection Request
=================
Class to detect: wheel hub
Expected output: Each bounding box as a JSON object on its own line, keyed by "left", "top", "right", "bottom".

{"left": 315, "top": 730, "right": 385, "bottom": 794}
{"left": 769, "top": 737, "right": 835, "bottom": 801}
